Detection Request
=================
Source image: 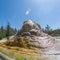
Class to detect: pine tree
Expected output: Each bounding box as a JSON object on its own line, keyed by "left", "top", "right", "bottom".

{"left": 6, "top": 22, "right": 17, "bottom": 39}
{"left": 1, "top": 26, "right": 5, "bottom": 37}
{"left": 0, "top": 26, "right": 5, "bottom": 39}
{"left": 6, "top": 22, "right": 12, "bottom": 38}
{"left": 14, "top": 28, "right": 17, "bottom": 35}
{"left": 45, "top": 25, "right": 52, "bottom": 35}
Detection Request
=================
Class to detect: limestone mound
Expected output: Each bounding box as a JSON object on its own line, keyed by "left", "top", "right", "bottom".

{"left": 6, "top": 20, "right": 55, "bottom": 52}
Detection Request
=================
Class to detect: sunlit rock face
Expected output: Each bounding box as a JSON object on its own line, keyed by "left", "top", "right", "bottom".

{"left": 17, "top": 20, "right": 42, "bottom": 36}
{"left": 7, "top": 20, "right": 55, "bottom": 52}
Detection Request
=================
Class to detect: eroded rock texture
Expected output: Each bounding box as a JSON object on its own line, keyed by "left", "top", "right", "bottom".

{"left": 6, "top": 20, "right": 55, "bottom": 51}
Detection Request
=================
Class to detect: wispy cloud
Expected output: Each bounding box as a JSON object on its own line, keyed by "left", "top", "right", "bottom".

{"left": 25, "top": 9, "right": 31, "bottom": 15}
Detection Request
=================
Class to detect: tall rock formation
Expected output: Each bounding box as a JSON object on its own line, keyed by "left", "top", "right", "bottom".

{"left": 6, "top": 20, "right": 55, "bottom": 53}
{"left": 17, "top": 20, "right": 42, "bottom": 36}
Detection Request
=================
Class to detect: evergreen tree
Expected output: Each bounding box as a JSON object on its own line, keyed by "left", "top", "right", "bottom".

{"left": 0, "top": 26, "right": 5, "bottom": 39}
{"left": 6, "top": 22, "right": 12, "bottom": 38}
{"left": 0, "top": 31, "right": 3, "bottom": 39}
{"left": 14, "top": 28, "right": 17, "bottom": 35}
{"left": 45, "top": 25, "right": 52, "bottom": 35}
{"left": 1, "top": 26, "right": 5, "bottom": 37}
{"left": 6, "top": 22, "right": 17, "bottom": 39}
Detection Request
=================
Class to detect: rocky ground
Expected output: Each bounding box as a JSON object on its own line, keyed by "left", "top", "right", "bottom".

{"left": 55, "top": 36, "right": 60, "bottom": 51}
{"left": 0, "top": 37, "right": 60, "bottom": 60}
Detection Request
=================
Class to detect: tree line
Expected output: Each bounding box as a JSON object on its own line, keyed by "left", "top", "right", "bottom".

{"left": 43, "top": 25, "right": 60, "bottom": 36}
{"left": 0, "top": 22, "right": 17, "bottom": 39}
{"left": 0, "top": 23, "right": 60, "bottom": 39}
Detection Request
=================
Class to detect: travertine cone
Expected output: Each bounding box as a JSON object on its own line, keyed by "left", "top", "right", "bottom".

{"left": 17, "top": 20, "right": 42, "bottom": 36}
{"left": 7, "top": 20, "right": 55, "bottom": 51}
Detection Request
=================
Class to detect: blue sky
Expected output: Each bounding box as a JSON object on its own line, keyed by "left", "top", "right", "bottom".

{"left": 0, "top": 0, "right": 60, "bottom": 29}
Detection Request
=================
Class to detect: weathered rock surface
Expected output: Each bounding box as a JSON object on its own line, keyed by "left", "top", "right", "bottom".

{"left": 17, "top": 20, "right": 42, "bottom": 36}
{"left": 6, "top": 20, "right": 55, "bottom": 52}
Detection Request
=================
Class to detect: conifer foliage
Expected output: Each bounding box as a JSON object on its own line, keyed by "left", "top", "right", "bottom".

{"left": 0, "top": 22, "right": 17, "bottom": 39}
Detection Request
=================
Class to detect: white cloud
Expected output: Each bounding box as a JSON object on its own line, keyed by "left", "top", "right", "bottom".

{"left": 25, "top": 9, "right": 31, "bottom": 15}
